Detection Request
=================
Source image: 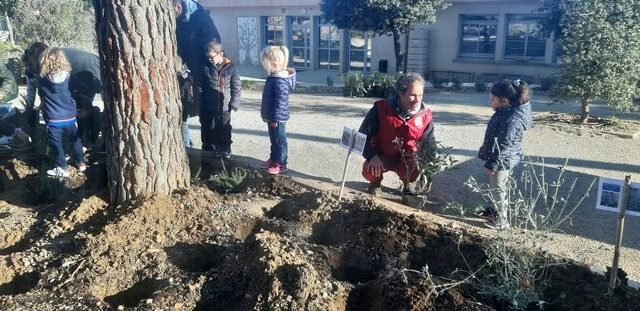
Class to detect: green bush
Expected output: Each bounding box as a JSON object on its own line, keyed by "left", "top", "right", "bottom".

{"left": 343, "top": 71, "right": 396, "bottom": 98}
{"left": 474, "top": 74, "right": 487, "bottom": 92}
{"left": 451, "top": 78, "right": 463, "bottom": 91}
{"left": 539, "top": 77, "right": 555, "bottom": 92}
{"left": 431, "top": 77, "right": 446, "bottom": 89}
{"left": 241, "top": 79, "right": 258, "bottom": 90}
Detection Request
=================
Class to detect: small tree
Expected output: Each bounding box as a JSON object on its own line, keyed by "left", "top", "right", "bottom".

{"left": 320, "top": 0, "right": 449, "bottom": 72}
{"left": 13, "top": 0, "right": 95, "bottom": 51}
{"left": 541, "top": 0, "right": 640, "bottom": 122}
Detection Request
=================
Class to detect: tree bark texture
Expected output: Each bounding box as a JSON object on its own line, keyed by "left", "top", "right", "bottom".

{"left": 93, "top": 0, "right": 190, "bottom": 204}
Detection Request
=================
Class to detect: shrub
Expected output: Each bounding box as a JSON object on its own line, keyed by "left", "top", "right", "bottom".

{"left": 465, "top": 158, "right": 596, "bottom": 309}
{"left": 539, "top": 77, "right": 555, "bottom": 92}
{"left": 241, "top": 79, "right": 258, "bottom": 90}
{"left": 343, "top": 71, "right": 396, "bottom": 98}
{"left": 451, "top": 78, "right": 463, "bottom": 91}
{"left": 208, "top": 159, "right": 247, "bottom": 194}
{"left": 474, "top": 74, "right": 487, "bottom": 93}
{"left": 431, "top": 77, "right": 446, "bottom": 89}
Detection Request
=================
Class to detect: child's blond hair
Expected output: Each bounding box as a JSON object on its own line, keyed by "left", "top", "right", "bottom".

{"left": 39, "top": 48, "right": 71, "bottom": 77}
{"left": 260, "top": 45, "right": 288, "bottom": 74}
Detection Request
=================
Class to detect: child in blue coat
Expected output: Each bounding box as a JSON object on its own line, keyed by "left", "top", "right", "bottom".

{"left": 259, "top": 46, "right": 296, "bottom": 174}
{"left": 478, "top": 79, "right": 533, "bottom": 229}
{"left": 38, "top": 48, "right": 85, "bottom": 178}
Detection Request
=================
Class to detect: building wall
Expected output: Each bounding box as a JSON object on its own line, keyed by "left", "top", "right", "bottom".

{"left": 202, "top": 0, "right": 557, "bottom": 81}
{"left": 424, "top": 0, "right": 556, "bottom": 82}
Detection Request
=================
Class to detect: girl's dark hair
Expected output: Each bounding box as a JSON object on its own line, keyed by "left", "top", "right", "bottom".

{"left": 490, "top": 79, "right": 531, "bottom": 106}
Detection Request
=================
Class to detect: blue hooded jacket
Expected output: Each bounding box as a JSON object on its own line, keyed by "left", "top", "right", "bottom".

{"left": 38, "top": 74, "right": 77, "bottom": 126}
{"left": 478, "top": 102, "right": 533, "bottom": 172}
{"left": 261, "top": 69, "right": 296, "bottom": 122}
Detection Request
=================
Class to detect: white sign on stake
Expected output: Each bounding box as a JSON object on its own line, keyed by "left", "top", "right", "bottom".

{"left": 596, "top": 177, "right": 640, "bottom": 216}
{"left": 338, "top": 127, "right": 367, "bottom": 202}
{"left": 340, "top": 127, "right": 366, "bottom": 155}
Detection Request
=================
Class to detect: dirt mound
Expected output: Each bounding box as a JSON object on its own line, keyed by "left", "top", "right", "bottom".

{"left": 2, "top": 158, "right": 640, "bottom": 310}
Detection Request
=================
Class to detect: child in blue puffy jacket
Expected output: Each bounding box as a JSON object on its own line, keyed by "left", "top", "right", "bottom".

{"left": 477, "top": 79, "right": 533, "bottom": 229}
{"left": 38, "top": 48, "right": 86, "bottom": 178}
{"left": 259, "top": 46, "right": 296, "bottom": 174}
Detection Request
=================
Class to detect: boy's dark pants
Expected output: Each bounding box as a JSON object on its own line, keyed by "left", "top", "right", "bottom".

{"left": 267, "top": 122, "right": 287, "bottom": 165}
{"left": 47, "top": 124, "right": 84, "bottom": 169}
{"left": 200, "top": 111, "right": 231, "bottom": 151}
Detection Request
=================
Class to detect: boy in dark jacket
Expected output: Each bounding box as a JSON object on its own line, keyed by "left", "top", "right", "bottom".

{"left": 199, "top": 41, "right": 240, "bottom": 158}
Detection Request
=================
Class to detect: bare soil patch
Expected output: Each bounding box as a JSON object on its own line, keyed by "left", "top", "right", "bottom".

{"left": 534, "top": 112, "right": 640, "bottom": 139}
{"left": 1, "top": 157, "right": 640, "bottom": 310}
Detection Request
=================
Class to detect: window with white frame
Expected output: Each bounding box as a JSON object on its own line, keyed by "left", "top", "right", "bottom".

{"left": 504, "top": 15, "right": 547, "bottom": 59}
{"left": 459, "top": 15, "right": 498, "bottom": 57}
{"left": 263, "top": 16, "right": 283, "bottom": 46}
{"left": 317, "top": 19, "right": 340, "bottom": 70}
{"left": 289, "top": 16, "right": 311, "bottom": 68}
{"left": 349, "top": 30, "right": 372, "bottom": 71}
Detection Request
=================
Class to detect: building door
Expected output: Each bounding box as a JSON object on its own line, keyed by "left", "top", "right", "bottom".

{"left": 288, "top": 16, "right": 311, "bottom": 68}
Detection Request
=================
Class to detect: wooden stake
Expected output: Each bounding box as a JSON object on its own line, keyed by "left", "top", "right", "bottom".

{"left": 608, "top": 175, "right": 632, "bottom": 296}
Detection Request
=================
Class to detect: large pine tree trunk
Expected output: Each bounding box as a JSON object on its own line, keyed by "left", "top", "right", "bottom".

{"left": 93, "top": 0, "right": 190, "bottom": 204}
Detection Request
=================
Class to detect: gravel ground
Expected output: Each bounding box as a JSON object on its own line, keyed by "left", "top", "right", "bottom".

{"left": 185, "top": 89, "right": 640, "bottom": 281}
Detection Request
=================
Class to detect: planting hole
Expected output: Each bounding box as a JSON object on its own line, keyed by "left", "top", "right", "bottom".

{"left": 0, "top": 272, "right": 40, "bottom": 296}
{"left": 104, "top": 278, "right": 169, "bottom": 308}
{"left": 166, "top": 242, "right": 225, "bottom": 273}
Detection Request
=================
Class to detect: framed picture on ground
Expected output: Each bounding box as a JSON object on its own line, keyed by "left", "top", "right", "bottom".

{"left": 596, "top": 177, "right": 640, "bottom": 216}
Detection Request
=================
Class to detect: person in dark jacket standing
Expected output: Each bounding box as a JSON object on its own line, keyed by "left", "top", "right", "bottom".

{"left": 259, "top": 46, "right": 296, "bottom": 175}
{"left": 358, "top": 72, "right": 434, "bottom": 197}
{"left": 172, "top": 0, "right": 221, "bottom": 147}
{"left": 200, "top": 41, "right": 240, "bottom": 159}
{"left": 477, "top": 79, "right": 533, "bottom": 229}
{"left": 38, "top": 48, "right": 86, "bottom": 178}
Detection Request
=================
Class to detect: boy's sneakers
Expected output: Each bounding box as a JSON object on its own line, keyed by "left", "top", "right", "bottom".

{"left": 47, "top": 166, "right": 70, "bottom": 178}
{"left": 13, "top": 128, "right": 31, "bottom": 145}
{"left": 259, "top": 159, "right": 273, "bottom": 169}
{"left": 266, "top": 163, "right": 287, "bottom": 174}
{"left": 77, "top": 163, "right": 87, "bottom": 172}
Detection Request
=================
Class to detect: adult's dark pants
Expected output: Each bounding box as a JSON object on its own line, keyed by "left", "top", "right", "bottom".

{"left": 199, "top": 111, "right": 231, "bottom": 151}
{"left": 0, "top": 119, "right": 15, "bottom": 136}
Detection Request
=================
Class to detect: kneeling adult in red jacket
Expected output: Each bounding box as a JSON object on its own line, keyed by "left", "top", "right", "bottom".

{"left": 358, "top": 72, "right": 434, "bottom": 196}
